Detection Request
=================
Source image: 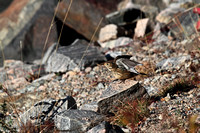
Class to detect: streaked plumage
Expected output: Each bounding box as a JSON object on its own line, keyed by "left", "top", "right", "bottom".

{"left": 104, "top": 55, "right": 146, "bottom": 80}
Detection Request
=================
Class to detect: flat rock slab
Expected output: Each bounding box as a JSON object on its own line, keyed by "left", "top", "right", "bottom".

{"left": 99, "top": 37, "right": 133, "bottom": 49}
{"left": 54, "top": 110, "right": 104, "bottom": 132}
{"left": 46, "top": 39, "right": 106, "bottom": 72}
{"left": 98, "top": 79, "right": 149, "bottom": 114}
{"left": 156, "top": 55, "right": 191, "bottom": 71}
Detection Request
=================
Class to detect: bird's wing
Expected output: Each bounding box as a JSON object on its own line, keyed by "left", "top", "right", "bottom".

{"left": 116, "top": 58, "right": 142, "bottom": 74}
{"left": 114, "top": 55, "right": 132, "bottom": 69}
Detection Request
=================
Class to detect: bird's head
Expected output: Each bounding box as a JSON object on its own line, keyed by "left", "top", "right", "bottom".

{"left": 104, "top": 62, "right": 116, "bottom": 71}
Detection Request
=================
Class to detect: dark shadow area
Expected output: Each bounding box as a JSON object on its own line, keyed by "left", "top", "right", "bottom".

{"left": 55, "top": 17, "right": 88, "bottom": 46}
{"left": 0, "top": 0, "right": 13, "bottom": 13}
{"left": 123, "top": 8, "right": 145, "bottom": 23}
{"left": 121, "top": 9, "right": 146, "bottom": 38}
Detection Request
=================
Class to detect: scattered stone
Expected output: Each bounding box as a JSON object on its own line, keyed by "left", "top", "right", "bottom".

{"left": 98, "top": 24, "right": 126, "bottom": 43}
{"left": 45, "top": 39, "right": 106, "bottom": 72}
{"left": 3, "top": 77, "right": 29, "bottom": 91}
{"left": 99, "top": 37, "right": 133, "bottom": 49}
{"left": 0, "top": 60, "right": 46, "bottom": 84}
{"left": 134, "top": 18, "right": 149, "bottom": 38}
{"left": 1, "top": 1, "right": 200, "bottom": 132}
{"left": 85, "top": 67, "right": 92, "bottom": 73}
{"left": 19, "top": 80, "right": 46, "bottom": 93}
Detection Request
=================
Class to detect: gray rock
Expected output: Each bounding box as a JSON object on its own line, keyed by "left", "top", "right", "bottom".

{"left": 46, "top": 39, "right": 106, "bottom": 72}
{"left": 16, "top": 96, "right": 77, "bottom": 129}
{"left": 141, "top": 5, "right": 159, "bottom": 27}
{"left": 0, "top": 68, "right": 7, "bottom": 83}
{"left": 87, "top": 121, "right": 124, "bottom": 133}
{"left": 96, "top": 83, "right": 105, "bottom": 90}
{"left": 166, "top": 8, "right": 199, "bottom": 39}
{"left": 156, "top": 55, "right": 191, "bottom": 71}
{"left": 42, "top": 43, "right": 57, "bottom": 64}
{"left": 156, "top": 6, "right": 185, "bottom": 24}
{"left": 153, "top": 33, "right": 169, "bottom": 45}
{"left": 105, "top": 51, "right": 123, "bottom": 60}
{"left": 54, "top": 110, "right": 104, "bottom": 132}
{"left": 19, "top": 80, "right": 45, "bottom": 93}
{"left": 144, "top": 85, "right": 160, "bottom": 97}
{"left": 33, "top": 73, "right": 55, "bottom": 83}
{"left": 129, "top": 0, "right": 168, "bottom": 12}
{"left": 80, "top": 102, "right": 99, "bottom": 112}
{"left": 99, "top": 37, "right": 133, "bottom": 49}
{"left": 97, "top": 80, "right": 149, "bottom": 114}
{"left": 0, "top": 0, "right": 57, "bottom": 66}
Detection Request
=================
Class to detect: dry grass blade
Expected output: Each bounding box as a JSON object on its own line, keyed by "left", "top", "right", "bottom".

{"left": 55, "top": 0, "right": 73, "bottom": 52}
{"left": 37, "top": 0, "right": 62, "bottom": 78}
{"left": 78, "top": 17, "right": 103, "bottom": 68}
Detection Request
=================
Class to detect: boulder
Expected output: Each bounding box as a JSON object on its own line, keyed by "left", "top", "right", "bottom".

{"left": 156, "top": 6, "right": 185, "bottom": 24}
{"left": 54, "top": 110, "right": 104, "bottom": 132}
{"left": 106, "top": 7, "right": 145, "bottom": 26}
{"left": 97, "top": 80, "right": 149, "bottom": 114}
{"left": 0, "top": 0, "right": 57, "bottom": 66}
{"left": 45, "top": 39, "right": 106, "bottom": 72}
{"left": 166, "top": 8, "right": 199, "bottom": 40}
{"left": 56, "top": 0, "right": 123, "bottom": 41}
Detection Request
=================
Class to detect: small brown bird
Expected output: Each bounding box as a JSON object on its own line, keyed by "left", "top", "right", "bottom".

{"left": 104, "top": 55, "right": 147, "bottom": 80}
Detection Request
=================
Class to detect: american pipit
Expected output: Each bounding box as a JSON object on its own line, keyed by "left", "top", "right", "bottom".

{"left": 104, "top": 55, "right": 146, "bottom": 80}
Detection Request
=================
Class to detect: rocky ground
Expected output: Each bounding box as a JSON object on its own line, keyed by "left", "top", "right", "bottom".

{"left": 0, "top": 0, "right": 200, "bottom": 133}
